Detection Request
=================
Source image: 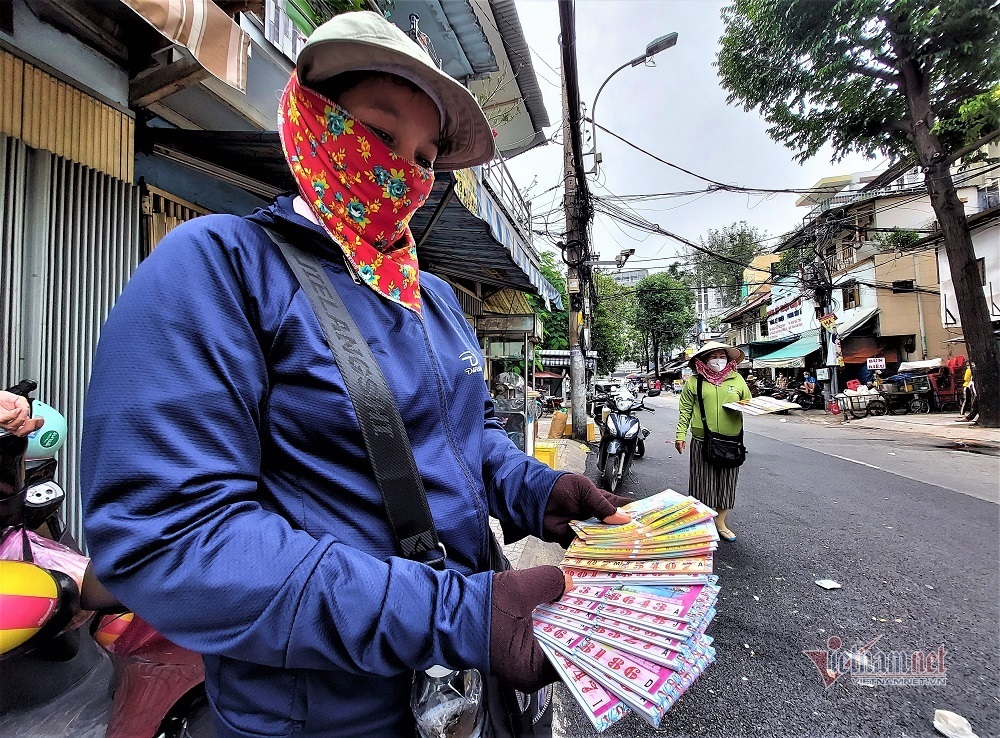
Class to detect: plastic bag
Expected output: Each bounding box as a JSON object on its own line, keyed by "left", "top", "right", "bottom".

{"left": 0, "top": 526, "right": 92, "bottom": 630}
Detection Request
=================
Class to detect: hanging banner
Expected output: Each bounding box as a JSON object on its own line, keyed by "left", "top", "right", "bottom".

{"left": 818, "top": 313, "right": 838, "bottom": 332}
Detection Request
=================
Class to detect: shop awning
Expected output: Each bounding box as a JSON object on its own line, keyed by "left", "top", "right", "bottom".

{"left": 752, "top": 330, "right": 821, "bottom": 369}
{"left": 533, "top": 371, "right": 565, "bottom": 379}
{"left": 836, "top": 307, "right": 880, "bottom": 337}
{"left": 122, "top": 0, "right": 250, "bottom": 92}
{"left": 410, "top": 171, "right": 563, "bottom": 310}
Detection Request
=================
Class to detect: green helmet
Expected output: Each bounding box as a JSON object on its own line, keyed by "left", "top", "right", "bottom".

{"left": 26, "top": 400, "right": 66, "bottom": 459}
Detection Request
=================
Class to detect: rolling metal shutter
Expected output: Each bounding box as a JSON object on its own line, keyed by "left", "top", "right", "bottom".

{"left": 1, "top": 132, "right": 140, "bottom": 546}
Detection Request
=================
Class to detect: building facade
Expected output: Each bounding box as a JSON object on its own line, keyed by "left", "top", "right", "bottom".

{"left": 1, "top": 0, "right": 561, "bottom": 543}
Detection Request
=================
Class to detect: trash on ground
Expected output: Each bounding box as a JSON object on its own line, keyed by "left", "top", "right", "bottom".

{"left": 815, "top": 579, "right": 842, "bottom": 590}
{"left": 933, "top": 709, "right": 979, "bottom": 738}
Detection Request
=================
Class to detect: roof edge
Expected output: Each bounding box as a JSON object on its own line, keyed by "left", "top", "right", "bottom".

{"left": 487, "top": 0, "right": 551, "bottom": 132}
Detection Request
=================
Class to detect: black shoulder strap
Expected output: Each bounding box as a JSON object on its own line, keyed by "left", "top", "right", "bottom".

{"left": 259, "top": 224, "right": 445, "bottom": 570}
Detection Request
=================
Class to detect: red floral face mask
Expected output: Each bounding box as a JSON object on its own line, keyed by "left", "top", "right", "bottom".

{"left": 277, "top": 72, "right": 436, "bottom": 312}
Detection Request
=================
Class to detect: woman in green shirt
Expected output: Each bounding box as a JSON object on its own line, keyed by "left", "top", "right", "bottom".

{"left": 674, "top": 342, "right": 751, "bottom": 541}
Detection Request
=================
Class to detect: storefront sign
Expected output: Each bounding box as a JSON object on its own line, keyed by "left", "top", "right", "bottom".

{"left": 867, "top": 357, "right": 886, "bottom": 370}
{"left": 767, "top": 297, "right": 805, "bottom": 339}
{"left": 819, "top": 313, "right": 838, "bottom": 332}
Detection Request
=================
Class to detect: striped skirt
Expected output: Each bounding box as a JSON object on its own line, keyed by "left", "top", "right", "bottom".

{"left": 688, "top": 437, "right": 740, "bottom": 510}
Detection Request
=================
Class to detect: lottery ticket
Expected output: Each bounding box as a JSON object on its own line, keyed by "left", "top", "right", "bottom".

{"left": 539, "top": 642, "right": 629, "bottom": 732}
{"left": 538, "top": 489, "right": 720, "bottom": 732}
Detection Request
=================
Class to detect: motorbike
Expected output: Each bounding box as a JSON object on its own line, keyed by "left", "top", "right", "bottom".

{"left": 540, "top": 394, "right": 564, "bottom": 415}
{"left": 787, "top": 387, "right": 826, "bottom": 410}
{"left": 0, "top": 380, "right": 211, "bottom": 738}
{"left": 596, "top": 388, "right": 654, "bottom": 494}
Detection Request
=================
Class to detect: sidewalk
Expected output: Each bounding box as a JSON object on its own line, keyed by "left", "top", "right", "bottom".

{"left": 796, "top": 408, "right": 1000, "bottom": 448}
{"left": 488, "top": 415, "right": 591, "bottom": 569}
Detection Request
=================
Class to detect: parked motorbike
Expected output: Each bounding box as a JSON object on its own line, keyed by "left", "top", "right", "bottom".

{"left": 541, "top": 394, "right": 564, "bottom": 415}
{"left": 596, "top": 388, "right": 654, "bottom": 494}
{"left": 788, "top": 387, "right": 826, "bottom": 410}
{"left": 0, "top": 380, "right": 210, "bottom": 738}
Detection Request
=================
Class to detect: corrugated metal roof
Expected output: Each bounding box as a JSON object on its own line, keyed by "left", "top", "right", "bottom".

{"left": 412, "top": 173, "right": 563, "bottom": 309}
{"left": 487, "top": 0, "right": 551, "bottom": 131}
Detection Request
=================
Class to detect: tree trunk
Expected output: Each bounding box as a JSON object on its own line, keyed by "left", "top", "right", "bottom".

{"left": 896, "top": 57, "right": 1000, "bottom": 426}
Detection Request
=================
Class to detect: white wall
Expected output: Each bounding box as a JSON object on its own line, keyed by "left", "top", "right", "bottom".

{"left": 938, "top": 220, "right": 1000, "bottom": 328}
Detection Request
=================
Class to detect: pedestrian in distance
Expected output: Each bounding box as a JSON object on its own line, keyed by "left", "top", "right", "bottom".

{"left": 961, "top": 362, "right": 979, "bottom": 423}
{"left": 673, "top": 342, "right": 751, "bottom": 542}
{"left": 79, "top": 12, "right": 629, "bottom": 738}
{"left": 959, "top": 361, "right": 975, "bottom": 417}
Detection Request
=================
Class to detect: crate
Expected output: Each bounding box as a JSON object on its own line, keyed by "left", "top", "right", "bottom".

{"left": 533, "top": 442, "right": 558, "bottom": 469}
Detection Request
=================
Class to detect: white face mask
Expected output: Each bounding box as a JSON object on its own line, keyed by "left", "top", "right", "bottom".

{"left": 707, "top": 357, "right": 729, "bottom": 372}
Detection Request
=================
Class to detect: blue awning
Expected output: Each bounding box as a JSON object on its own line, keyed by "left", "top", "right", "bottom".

{"left": 752, "top": 330, "right": 822, "bottom": 369}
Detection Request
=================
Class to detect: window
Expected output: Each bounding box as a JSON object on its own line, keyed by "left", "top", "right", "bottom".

{"left": 891, "top": 280, "right": 914, "bottom": 293}
{"left": 841, "top": 282, "right": 860, "bottom": 309}
{"left": 977, "top": 257, "right": 987, "bottom": 286}
{"left": 759, "top": 318, "right": 769, "bottom": 337}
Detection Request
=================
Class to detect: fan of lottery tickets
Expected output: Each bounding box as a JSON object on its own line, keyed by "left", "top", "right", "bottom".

{"left": 532, "top": 489, "right": 719, "bottom": 732}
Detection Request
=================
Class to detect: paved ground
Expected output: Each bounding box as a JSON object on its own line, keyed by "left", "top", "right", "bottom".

{"left": 528, "top": 396, "right": 1000, "bottom": 738}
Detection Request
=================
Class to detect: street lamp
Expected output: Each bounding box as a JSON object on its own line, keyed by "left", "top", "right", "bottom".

{"left": 589, "top": 32, "right": 678, "bottom": 173}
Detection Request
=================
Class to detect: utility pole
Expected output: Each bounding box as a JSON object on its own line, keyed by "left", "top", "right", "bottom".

{"left": 811, "top": 222, "right": 838, "bottom": 406}
{"left": 558, "top": 0, "right": 590, "bottom": 441}
{"left": 562, "top": 72, "right": 587, "bottom": 441}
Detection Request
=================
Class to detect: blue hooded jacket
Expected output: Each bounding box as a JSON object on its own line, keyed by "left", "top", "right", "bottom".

{"left": 80, "top": 196, "right": 564, "bottom": 737}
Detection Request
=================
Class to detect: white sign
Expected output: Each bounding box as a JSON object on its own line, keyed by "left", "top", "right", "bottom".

{"left": 767, "top": 296, "right": 806, "bottom": 340}
{"left": 815, "top": 368, "right": 830, "bottom": 381}
{"left": 867, "top": 357, "right": 886, "bottom": 370}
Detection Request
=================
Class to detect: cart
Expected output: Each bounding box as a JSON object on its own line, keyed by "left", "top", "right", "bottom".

{"left": 880, "top": 378, "right": 932, "bottom": 414}
{"left": 836, "top": 392, "right": 889, "bottom": 419}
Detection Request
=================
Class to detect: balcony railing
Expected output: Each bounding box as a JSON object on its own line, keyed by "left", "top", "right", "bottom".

{"left": 803, "top": 179, "right": 924, "bottom": 223}
{"left": 481, "top": 155, "right": 539, "bottom": 260}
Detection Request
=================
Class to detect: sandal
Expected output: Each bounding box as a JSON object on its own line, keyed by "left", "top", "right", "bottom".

{"left": 717, "top": 528, "right": 736, "bottom": 542}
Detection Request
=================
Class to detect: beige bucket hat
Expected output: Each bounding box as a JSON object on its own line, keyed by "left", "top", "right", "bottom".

{"left": 296, "top": 11, "right": 495, "bottom": 171}
{"left": 688, "top": 341, "right": 745, "bottom": 367}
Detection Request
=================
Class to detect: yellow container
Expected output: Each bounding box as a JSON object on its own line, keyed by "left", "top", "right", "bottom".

{"left": 563, "top": 418, "right": 596, "bottom": 442}
{"left": 533, "top": 442, "right": 558, "bottom": 469}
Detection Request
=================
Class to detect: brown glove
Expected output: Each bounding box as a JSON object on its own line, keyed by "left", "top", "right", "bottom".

{"left": 542, "top": 473, "right": 631, "bottom": 547}
{"left": 489, "top": 565, "right": 567, "bottom": 692}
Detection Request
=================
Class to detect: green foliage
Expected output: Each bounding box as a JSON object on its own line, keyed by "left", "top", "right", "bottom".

{"left": 933, "top": 85, "right": 1000, "bottom": 161}
{"left": 692, "top": 222, "right": 769, "bottom": 305}
{"left": 874, "top": 227, "right": 920, "bottom": 250}
{"left": 717, "top": 0, "right": 1000, "bottom": 163}
{"left": 526, "top": 250, "right": 569, "bottom": 351}
{"left": 591, "top": 272, "right": 637, "bottom": 375}
{"left": 774, "top": 245, "right": 810, "bottom": 278}
{"left": 306, "top": 0, "right": 364, "bottom": 25}
{"left": 633, "top": 273, "right": 697, "bottom": 356}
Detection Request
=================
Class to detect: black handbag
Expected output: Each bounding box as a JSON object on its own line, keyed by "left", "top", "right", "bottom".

{"left": 696, "top": 375, "right": 747, "bottom": 469}
{"left": 262, "top": 225, "right": 552, "bottom": 738}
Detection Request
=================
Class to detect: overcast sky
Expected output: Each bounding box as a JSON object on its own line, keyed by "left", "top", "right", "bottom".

{"left": 504, "top": 0, "right": 881, "bottom": 272}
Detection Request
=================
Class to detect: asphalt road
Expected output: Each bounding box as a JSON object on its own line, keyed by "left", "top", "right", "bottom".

{"left": 551, "top": 395, "right": 1000, "bottom": 738}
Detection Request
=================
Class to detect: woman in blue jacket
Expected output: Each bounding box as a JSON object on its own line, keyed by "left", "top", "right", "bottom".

{"left": 80, "top": 12, "right": 627, "bottom": 738}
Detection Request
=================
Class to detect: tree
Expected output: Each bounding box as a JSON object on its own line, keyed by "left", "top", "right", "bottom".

{"left": 718, "top": 0, "right": 1000, "bottom": 426}
{"left": 526, "top": 250, "right": 568, "bottom": 351}
{"left": 591, "top": 271, "right": 636, "bottom": 375}
{"left": 633, "top": 273, "right": 696, "bottom": 375}
{"left": 692, "top": 222, "right": 769, "bottom": 305}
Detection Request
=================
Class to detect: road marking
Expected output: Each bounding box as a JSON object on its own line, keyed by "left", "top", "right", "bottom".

{"left": 826, "top": 453, "right": 882, "bottom": 470}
